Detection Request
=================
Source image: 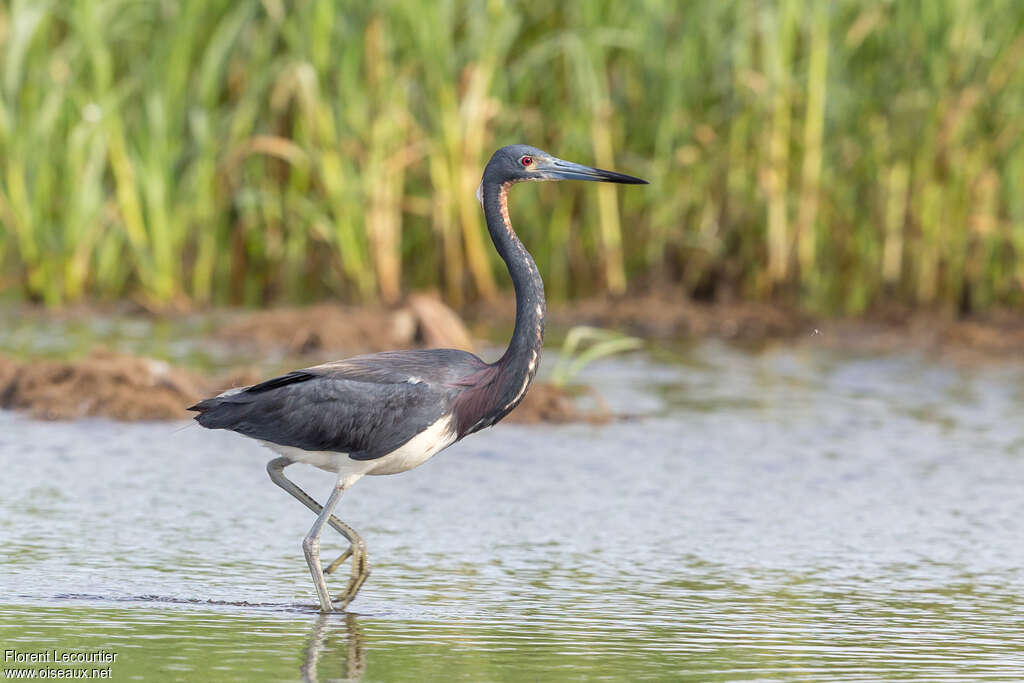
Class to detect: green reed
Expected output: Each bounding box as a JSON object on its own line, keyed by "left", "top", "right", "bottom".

{"left": 0, "top": 0, "right": 1022, "bottom": 314}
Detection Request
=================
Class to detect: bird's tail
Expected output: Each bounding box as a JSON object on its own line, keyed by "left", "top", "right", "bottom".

{"left": 187, "top": 387, "right": 251, "bottom": 429}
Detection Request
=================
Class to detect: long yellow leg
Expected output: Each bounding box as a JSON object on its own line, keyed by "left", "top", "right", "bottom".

{"left": 266, "top": 458, "right": 371, "bottom": 610}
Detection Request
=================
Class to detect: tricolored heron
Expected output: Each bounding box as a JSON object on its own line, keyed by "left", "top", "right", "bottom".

{"left": 189, "top": 144, "right": 647, "bottom": 612}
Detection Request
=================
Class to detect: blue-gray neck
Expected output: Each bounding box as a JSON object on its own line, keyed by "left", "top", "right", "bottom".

{"left": 482, "top": 178, "right": 545, "bottom": 402}
{"left": 451, "top": 178, "right": 546, "bottom": 437}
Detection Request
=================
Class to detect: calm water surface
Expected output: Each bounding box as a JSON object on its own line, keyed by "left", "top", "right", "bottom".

{"left": 2, "top": 342, "right": 1024, "bottom": 680}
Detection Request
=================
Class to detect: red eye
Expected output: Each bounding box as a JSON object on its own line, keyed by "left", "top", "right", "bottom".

{"left": 520, "top": 156, "right": 533, "bottom": 167}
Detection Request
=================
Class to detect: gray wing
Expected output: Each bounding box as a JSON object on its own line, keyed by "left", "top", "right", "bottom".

{"left": 189, "top": 349, "right": 487, "bottom": 459}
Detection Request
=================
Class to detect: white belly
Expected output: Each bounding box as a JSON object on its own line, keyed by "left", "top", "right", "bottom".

{"left": 259, "top": 415, "right": 457, "bottom": 484}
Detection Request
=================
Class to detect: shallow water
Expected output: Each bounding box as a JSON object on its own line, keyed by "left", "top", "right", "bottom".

{"left": 2, "top": 343, "right": 1024, "bottom": 681}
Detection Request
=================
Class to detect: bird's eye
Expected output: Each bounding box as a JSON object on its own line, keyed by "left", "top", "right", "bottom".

{"left": 520, "top": 156, "right": 533, "bottom": 167}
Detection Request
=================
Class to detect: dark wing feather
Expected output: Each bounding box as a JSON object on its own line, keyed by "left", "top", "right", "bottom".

{"left": 189, "top": 349, "right": 488, "bottom": 459}
{"left": 236, "top": 370, "right": 319, "bottom": 394}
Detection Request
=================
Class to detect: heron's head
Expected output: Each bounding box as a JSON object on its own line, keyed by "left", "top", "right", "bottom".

{"left": 482, "top": 144, "right": 648, "bottom": 186}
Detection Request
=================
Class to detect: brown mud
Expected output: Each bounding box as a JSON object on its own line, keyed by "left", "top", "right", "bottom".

{"left": 214, "top": 294, "right": 475, "bottom": 355}
{"left": 0, "top": 350, "right": 261, "bottom": 421}
{"left": 804, "top": 308, "right": 1024, "bottom": 361}
{"left": 547, "top": 293, "right": 807, "bottom": 342}
{"left": 536, "top": 293, "right": 1024, "bottom": 361}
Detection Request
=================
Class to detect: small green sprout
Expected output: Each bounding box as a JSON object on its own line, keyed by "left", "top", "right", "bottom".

{"left": 548, "top": 326, "right": 644, "bottom": 388}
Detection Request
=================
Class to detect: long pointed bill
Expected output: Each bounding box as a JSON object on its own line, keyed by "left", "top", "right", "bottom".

{"left": 547, "top": 159, "right": 648, "bottom": 184}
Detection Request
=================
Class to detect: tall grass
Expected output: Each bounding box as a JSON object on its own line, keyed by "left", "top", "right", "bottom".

{"left": 0, "top": 0, "right": 1022, "bottom": 314}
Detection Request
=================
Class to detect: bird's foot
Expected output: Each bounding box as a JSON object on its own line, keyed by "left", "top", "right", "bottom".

{"left": 326, "top": 544, "right": 370, "bottom": 610}
{"left": 331, "top": 575, "right": 368, "bottom": 609}
{"left": 331, "top": 593, "right": 354, "bottom": 610}
{"left": 332, "top": 567, "right": 370, "bottom": 609}
{"left": 324, "top": 547, "right": 352, "bottom": 576}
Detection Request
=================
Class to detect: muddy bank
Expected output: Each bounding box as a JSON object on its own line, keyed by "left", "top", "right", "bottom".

{"left": 0, "top": 350, "right": 197, "bottom": 420}
{"left": 8, "top": 291, "right": 1024, "bottom": 359}
{"left": 0, "top": 351, "right": 258, "bottom": 421}
{"left": 531, "top": 293, "right": 1024, "bottom": 360}
{"left": 548, "top": 293, "right": 807, "bottom": 342}
{"left": 3, "top": 291, "right": 1022, "bottom": 422}
{"left": 803, "top": 309, "right": 1024, "bottom": 360}
{"left": 214, "top": 294, "right": 474, "bottom": 355}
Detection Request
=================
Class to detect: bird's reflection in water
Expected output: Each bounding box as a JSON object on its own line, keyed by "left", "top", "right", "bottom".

{"left": 301, "top": 613, "right": 366, "bottom": 681}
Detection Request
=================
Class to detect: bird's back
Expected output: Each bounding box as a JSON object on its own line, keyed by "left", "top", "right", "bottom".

{"left": 189, "top": 349, "right": 489, "bottom": 461}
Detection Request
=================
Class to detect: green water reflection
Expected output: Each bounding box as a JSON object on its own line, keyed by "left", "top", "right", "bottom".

{"left": 0, "top": 604, "right": 684, "bottom": 681}
{"left": 2, "top": 592, "right": 1022, "bottom": 682}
